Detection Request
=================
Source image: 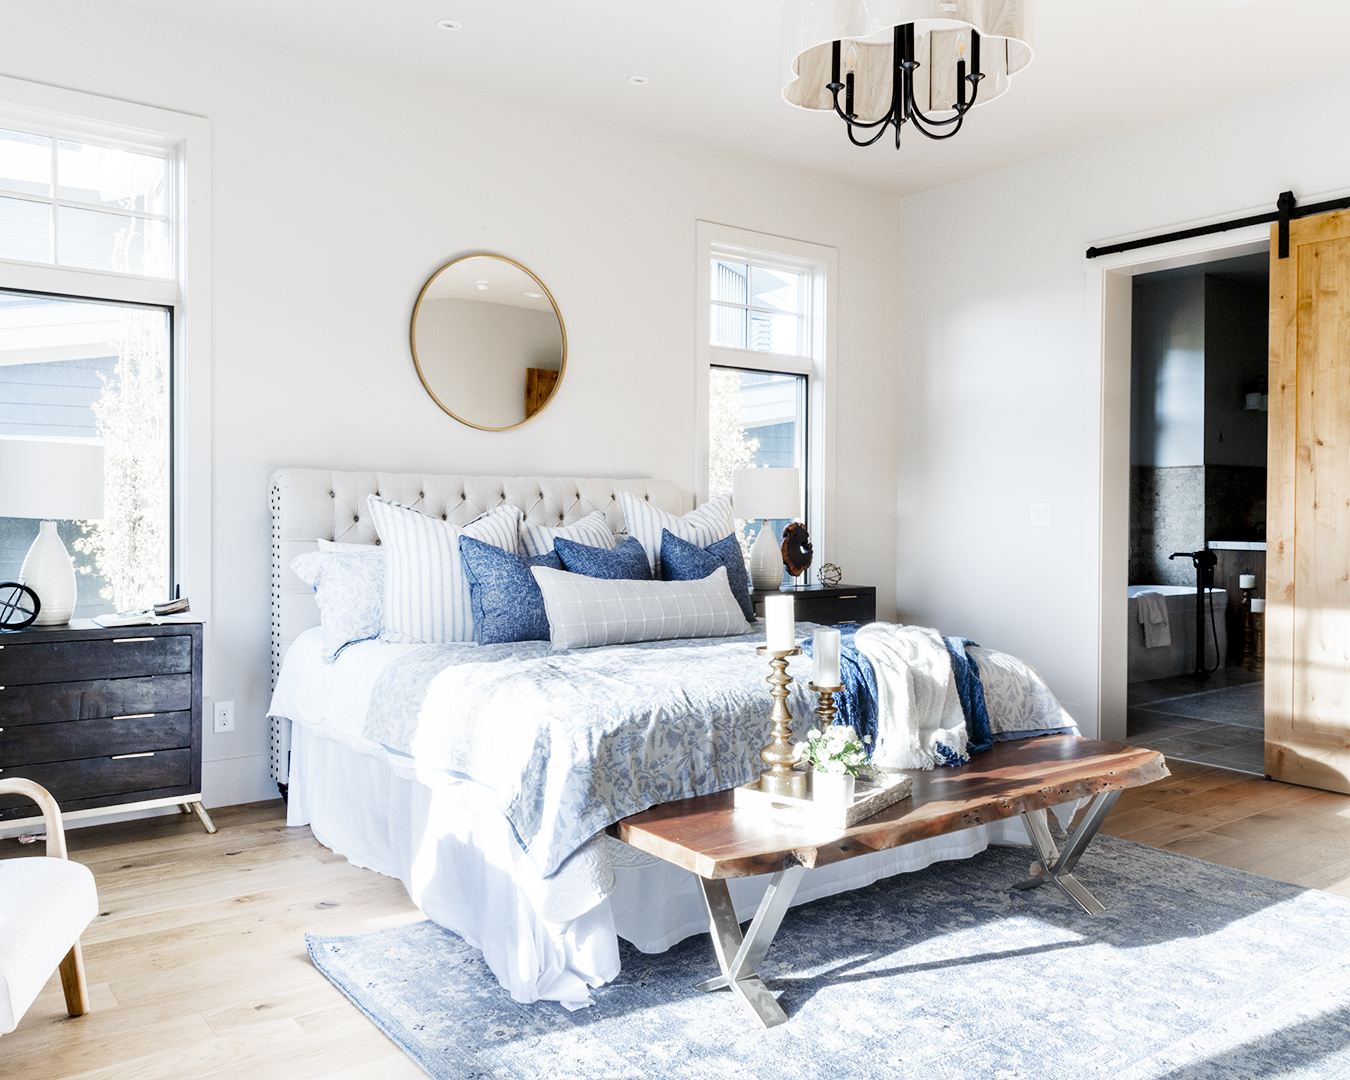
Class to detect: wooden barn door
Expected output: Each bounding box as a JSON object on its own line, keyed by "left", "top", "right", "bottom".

{"left": 1268, "top": 209, "right": 1350, "bottom": 792}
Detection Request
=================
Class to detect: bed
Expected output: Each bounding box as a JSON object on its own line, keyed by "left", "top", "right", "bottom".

{"left": 267, "top": 469, "right": 1080, "bottom": 1009}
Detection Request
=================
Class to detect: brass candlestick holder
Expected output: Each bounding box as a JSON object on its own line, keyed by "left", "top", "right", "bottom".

{"left": 756, "top": 645, "right": 806, "bottom": 798}
{"left": 807, "top": 682, "right": 845, "bottom": 730}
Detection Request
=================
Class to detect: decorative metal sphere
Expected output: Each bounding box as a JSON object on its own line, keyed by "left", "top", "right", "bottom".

{"left": 818, "top": 562, "right": 842, "bottom": 588}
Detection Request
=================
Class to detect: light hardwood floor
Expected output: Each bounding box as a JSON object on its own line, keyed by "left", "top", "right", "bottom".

{"left": 2, "top": 761, "right": 1348, "bottom": 1079}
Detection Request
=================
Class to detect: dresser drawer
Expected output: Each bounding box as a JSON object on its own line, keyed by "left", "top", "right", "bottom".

{"left": 0, "top": 635, "right": 192, "bottom": 686}
{"left": 0, "top": 712, "right": 191, "bottom": 768}
{"left": 0, "top": 674, "right": 193, "bottom": 726}
{"left": 0, "top": 748, "right": 193, "bottom": 819}
{"left": 802, "top": 595, "right": 876, "bottom": 625}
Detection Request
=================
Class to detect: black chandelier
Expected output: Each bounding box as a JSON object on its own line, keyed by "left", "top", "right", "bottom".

{"left": 827, "top": 24, "right": 982, "bottom": 148}
{"left": 781, "top": 6, "right": 1033, "bottom": 155}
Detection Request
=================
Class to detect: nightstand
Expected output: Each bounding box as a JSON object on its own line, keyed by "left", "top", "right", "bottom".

{"left": 0, "top": 620, "right": 213, "bottom": 834}
{"left": 751, "top": 584, "right": 876, "bottom": 626}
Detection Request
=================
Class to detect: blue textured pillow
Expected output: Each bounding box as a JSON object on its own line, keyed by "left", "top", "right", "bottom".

{"left": 458, "top": 535, "right": 563, "bottom": 645}
{"left": 553, "top": 535, "right": 652, "bottom": 580}
{"left": 659, "top": 529, "right": 754, "bottom": 622}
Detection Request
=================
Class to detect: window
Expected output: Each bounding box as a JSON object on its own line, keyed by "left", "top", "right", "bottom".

{"left": 0, "top": 126, "right": 171, "bottom": 278}
{"left": 696, "top": 223, "right": 837, "bottom": 580}
{"left": 0, "top": 291, "right": 171, "bottom": 615}
{"left": 0, "top": 75, "right": 210, "bottom": 643}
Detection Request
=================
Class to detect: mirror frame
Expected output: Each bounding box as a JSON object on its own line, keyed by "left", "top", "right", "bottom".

{"left": 409, "top": 253, "right": 568, "bottom": 431}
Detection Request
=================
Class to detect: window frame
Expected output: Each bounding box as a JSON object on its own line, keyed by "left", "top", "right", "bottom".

{"left": 695, "top": 222, "right": 837, "bottom": 571}
{"left": 0, "top": 75, "right": 212, "bottom": 687}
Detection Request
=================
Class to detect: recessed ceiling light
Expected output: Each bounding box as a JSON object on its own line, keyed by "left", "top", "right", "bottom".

{"left": 524, "top": 292, "right": 543, "bottom": 298}
{"left": 436, "top": 19, "right": 462, "bottom": 31}
{"left": 475, "top": 280, "right": 489, "bottom": 290}
{"left": 627, "top": 76, "right": 650, "bottom": 86}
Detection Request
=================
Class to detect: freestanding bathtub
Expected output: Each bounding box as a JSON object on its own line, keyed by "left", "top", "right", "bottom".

{"left": 1128, "top": 585, "right": 1228, "bottom": 683}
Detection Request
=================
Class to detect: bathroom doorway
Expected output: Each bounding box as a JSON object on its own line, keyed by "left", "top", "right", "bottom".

{"left": 1124, "top": 252, "right": 1268, "bottom": 774}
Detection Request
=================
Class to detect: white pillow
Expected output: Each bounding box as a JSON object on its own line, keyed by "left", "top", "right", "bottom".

{"left": 367, "top": 497, "right": 522, "bottom": 644}
{"left": 318, "top": 538, "right": 378, "bottom": 552}
{"left": 290, "top": 548, "right": 385, "bottom": 662}
{"left": 531, "top": 564, "right": 752, "bottom": 651}
{"left": 519, "top": 509, "right": 616, "bottom": 558}
{"left": 619, "top": 491, "right": 735, "bottom": 576}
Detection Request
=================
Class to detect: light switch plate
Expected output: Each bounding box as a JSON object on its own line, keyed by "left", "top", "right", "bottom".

{"left": 1030, "top": 503, "right": 1052, "bottom": 528}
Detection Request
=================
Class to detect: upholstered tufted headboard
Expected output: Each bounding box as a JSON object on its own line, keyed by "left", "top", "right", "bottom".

{"left": 269, "top": 469, "right": 684, "bottom": 688}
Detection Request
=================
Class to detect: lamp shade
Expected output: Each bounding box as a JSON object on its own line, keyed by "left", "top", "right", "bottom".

{"left": 0, "top": 437, "right": 105, "bottom": 520}
{"left": 732, "top": 467, "right": 801, "bottom": 521}
{"left": 782, "top": 0, "right": 1034, "bottom": 119}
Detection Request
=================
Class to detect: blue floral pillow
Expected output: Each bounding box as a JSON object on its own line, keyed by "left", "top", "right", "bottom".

{"left": 659, "top": 529, "right": 754, "bottom": 622}
{"left": 290, "top": 548, "right": 385, "bottom": 663}
{"left": 458, "top": 535, "right": 564, "bottom": 645}
{"left": 553, "top": 535, "right": 652, "bottom": 581}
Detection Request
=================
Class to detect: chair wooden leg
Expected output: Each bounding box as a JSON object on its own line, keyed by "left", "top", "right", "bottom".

{"left": 58, "top": 941, "right": 90, "bottom": 1017}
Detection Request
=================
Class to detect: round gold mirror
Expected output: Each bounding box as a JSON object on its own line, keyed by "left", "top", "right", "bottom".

{"left": 410, "top": 254, "right": 566, "bottom": 430}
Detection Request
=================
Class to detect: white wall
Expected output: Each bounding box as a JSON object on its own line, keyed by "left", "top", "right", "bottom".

{"left": 0, "top": 0, "right": 903, "bottom": 805}
{"left": 899, "top": 65, "right": 1350, "bottom": 733}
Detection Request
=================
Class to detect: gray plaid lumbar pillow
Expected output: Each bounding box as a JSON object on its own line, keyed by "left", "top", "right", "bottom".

{"left": 530, "top": 565, "right": 752, "bottom": 651}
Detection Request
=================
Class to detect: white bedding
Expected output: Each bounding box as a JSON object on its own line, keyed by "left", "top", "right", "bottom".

{"left": 271, "top": 627, "right": 1075, "bottom": 1009}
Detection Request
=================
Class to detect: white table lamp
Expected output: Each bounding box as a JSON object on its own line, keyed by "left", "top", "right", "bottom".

{"left": 0, "top": 437, "right": 105, "bottom": 625}
{"left": 732, "top": 467, "right": 801, "bottom": 592}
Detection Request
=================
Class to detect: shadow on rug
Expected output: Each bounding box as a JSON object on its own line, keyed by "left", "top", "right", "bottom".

{"left": 308, "top": 835, "right": 1350, "bottom": 1079}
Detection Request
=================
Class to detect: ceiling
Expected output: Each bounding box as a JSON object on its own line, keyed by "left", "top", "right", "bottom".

{"left": 124, "top": 0, "right": 1350, "bottom": 199}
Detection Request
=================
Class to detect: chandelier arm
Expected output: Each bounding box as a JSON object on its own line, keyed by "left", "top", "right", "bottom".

{"left": 846, "top": 118, "right": 895, "bottom": 147}
{"left": 827, "top": 83, "right": 895, "bottom": 130}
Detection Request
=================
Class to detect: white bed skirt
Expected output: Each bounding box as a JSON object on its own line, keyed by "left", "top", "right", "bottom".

{"left": 287, "top": 722, "right": 1060, "bottom": 1009}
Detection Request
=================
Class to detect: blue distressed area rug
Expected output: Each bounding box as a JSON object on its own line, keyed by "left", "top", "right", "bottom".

{"left": 307, "top": 836, "right": 1350, "bottom": 1079}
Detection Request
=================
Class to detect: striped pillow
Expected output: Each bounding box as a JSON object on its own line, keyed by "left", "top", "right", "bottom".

{"left": 519, "top": 509, "right": 616, "bottom": 558}
{"left": 367, "top": 496, "right": 522, "bottom": 644}
{"left": 619, "top": 491, "right": 735, "bottom": 577}
{"left": 531, "top": 565, "right": 752, "bottom": 651}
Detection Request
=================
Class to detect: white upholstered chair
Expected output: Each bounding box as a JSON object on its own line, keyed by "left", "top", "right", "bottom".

{"left": 0, "top": 778, "right": 97, "bottom": 1035}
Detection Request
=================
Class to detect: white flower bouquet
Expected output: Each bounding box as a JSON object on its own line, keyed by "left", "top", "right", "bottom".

{"left": 801, "top": 724, "right": 871, "bottom": 777}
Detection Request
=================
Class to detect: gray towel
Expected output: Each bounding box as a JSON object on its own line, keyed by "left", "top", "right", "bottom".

{"left": 1136, "top": 591, "right": 1171, "bottom": 648}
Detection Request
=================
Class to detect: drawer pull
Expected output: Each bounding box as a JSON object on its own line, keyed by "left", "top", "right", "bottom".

{"left": 837, "top": 595, "right": 858, "bottom": 600}
{"left": 113, "top": 713, "right": 156, "bottom": 720}
{"left": 111, "top": 752, "right": 155, "bottom": 760}
{"left": 112, "top": 637, "right": 155, "bottom": 644}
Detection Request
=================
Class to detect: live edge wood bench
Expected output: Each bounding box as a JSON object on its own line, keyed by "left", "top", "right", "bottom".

{"left": 610, "top": 735, "right": 1169, "bottom": 1028}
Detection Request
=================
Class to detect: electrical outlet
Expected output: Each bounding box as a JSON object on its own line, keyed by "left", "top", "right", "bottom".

{"left": 213, "top": 700, "right": 235, "bottom": 734}
{"left": 1030, "top": 503, "right": 1052, "bottom": 528}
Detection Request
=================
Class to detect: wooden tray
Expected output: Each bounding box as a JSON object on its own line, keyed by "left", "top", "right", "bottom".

{"left": 733, "top": 770, "right": 913, "bottom": 829}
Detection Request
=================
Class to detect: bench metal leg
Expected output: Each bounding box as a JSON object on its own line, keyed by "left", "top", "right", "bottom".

{"left": 1012, "top": 789, "right": 1122, "bottom": 915}
{"left": 694, "top": 863, "right": 806, "bottom": 1028}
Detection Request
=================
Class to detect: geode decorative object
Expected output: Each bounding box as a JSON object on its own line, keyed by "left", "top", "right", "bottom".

{"left": 781, "top": 522, "right": 813, "bottom": 579}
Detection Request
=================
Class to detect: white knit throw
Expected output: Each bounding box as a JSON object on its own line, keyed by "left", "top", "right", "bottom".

{"left": 855, "top": 623, "right": 968, "bottom": 769}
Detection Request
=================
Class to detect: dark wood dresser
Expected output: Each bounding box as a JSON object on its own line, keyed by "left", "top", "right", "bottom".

{"left": 751, "top": 584, "right": 877, "bottom": 626}
{"left": 0, "top": 620, "right": 213, "bottom": 833}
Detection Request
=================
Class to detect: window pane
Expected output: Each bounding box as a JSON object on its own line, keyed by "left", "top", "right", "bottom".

{"left": 0, "top": 195, "right": 52, "bottom": 263}
{"left": 749, "top": 310, "right": 802, "bottom": 355}
{"left": 57, "top": 205, "right": 170, "bottom": 277}
{"left": 711, "top": 259, "right": 747, "bottom": 304}
{"left": 0, "top": 128, "right": 51, "bottom": 198}
{"left": 0, "top": 292, "right": 171, "bottom": 614}
{"left": 751, "top": 265, "right": 801, "bottom": 314}
{"left": 710, "top": 303, "right": 747, "bottom": 349}
{"left": 708, "top": 366, "right": 806, "bottom": 585}
{"left": 57, "top": 140, "right": 167, "bottom": 215}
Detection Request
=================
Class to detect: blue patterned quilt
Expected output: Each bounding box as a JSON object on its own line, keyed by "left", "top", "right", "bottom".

{"left": 362, "top": 630, "right": 1079, "bottom": 880}
{"left": 363, "top": 630, "right": 815, "bottom": 878}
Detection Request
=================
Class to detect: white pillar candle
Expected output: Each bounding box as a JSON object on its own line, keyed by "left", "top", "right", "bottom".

{"left": 814, "top": 628, "right": 842, "bottom": 686}
{"left": 1250, "top": 598, "right": 1266, "bottom": 613}
{"left": 1239, "top": 574, "right": 1257, "bottom": 590}
{"left": 764, "top": 593, "right": 796, "bottom": 652}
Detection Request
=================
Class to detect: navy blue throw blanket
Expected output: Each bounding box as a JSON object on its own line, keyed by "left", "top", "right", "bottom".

{"left": 799, "top": 626, "right": 879, "bottom": 751}
{"left": 944, "top": 637, "right": 993, "bottom": 756}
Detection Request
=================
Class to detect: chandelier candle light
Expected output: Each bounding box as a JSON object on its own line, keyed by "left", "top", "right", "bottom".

{"left": 782, "top": 0, "right": 1034, "bottom": 150}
